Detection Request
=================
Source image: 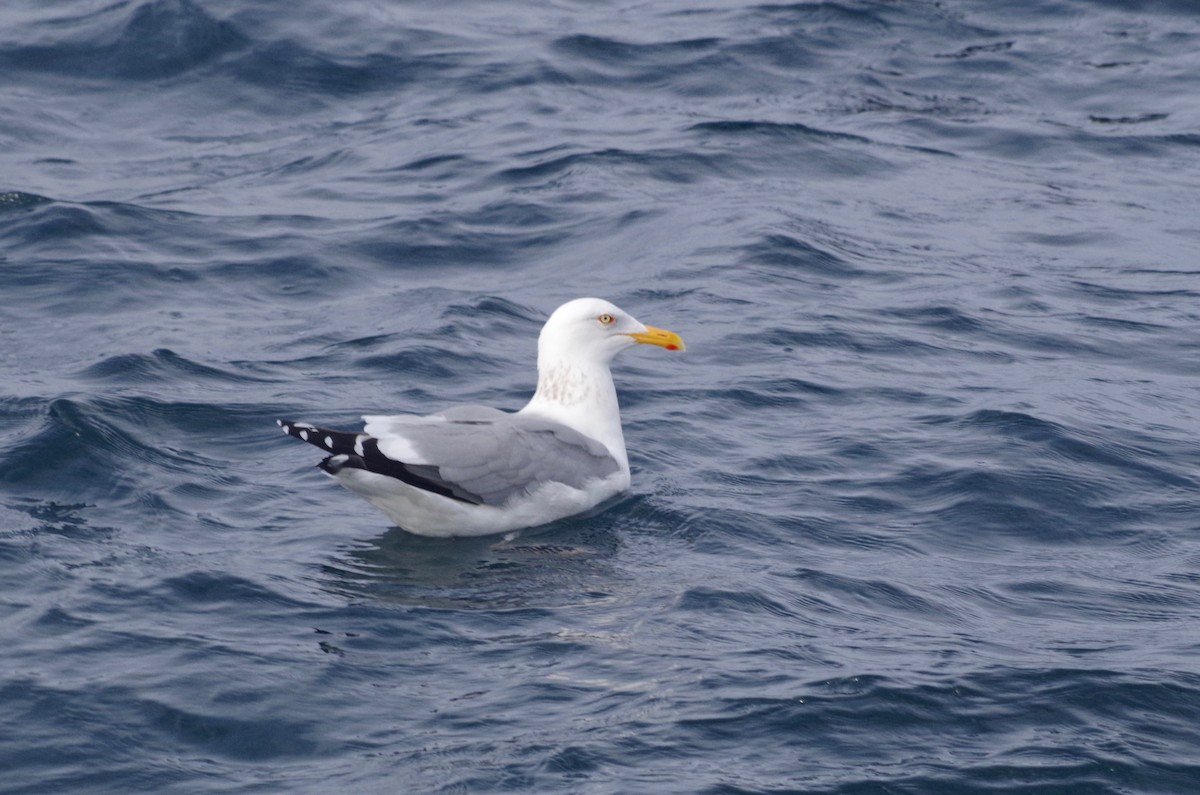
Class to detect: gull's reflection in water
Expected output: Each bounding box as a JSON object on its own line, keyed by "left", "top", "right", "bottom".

{"left": 314, "top": 509, "right": 627, "bottom": 610}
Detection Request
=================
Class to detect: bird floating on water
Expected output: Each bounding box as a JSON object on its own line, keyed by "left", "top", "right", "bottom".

{"left": 278, "top": 297, "right": 684, "bottom": 537}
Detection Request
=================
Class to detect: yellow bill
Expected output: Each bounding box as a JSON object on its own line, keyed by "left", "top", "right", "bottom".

{"left": 627, "top": 325, "right": 685, "bottom": 352}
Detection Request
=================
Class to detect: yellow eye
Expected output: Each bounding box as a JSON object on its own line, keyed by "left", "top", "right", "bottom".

{"left": 598, "top": 313, "right": 615, "bottom": 325}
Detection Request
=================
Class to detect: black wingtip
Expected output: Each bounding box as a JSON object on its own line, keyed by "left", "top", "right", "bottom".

{"left": 278, "top": 420, "right": 324, "bottom": 446}
{"left": 281, "top": 421, "right": 482, "bottom": 506}
{"left": 319, "top": 453, "right": 363, "bottom": 475}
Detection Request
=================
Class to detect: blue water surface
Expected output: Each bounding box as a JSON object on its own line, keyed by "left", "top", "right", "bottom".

{"left": 3, "top": 0, "right": 1200, "bottom": 792}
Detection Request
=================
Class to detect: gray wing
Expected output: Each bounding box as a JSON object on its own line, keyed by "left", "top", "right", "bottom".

{"left": 360, "top": 408, "right": 620, "bottom": 506}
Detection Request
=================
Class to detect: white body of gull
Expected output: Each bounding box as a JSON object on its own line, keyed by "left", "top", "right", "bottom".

{"left": 278, "top": 298, "right": 683, "bottom": 537}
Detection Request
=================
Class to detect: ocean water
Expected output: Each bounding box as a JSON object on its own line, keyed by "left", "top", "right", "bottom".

{"left": 3, "top": 0, "right": 1200, "bottom": 792}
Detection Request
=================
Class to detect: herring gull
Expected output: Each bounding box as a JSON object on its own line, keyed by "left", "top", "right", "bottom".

{"left": 277, "top": 297, "right": 684, "bottom": 537}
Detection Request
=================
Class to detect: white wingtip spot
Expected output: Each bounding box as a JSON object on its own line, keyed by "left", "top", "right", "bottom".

{"left": 299, "top": 430, "right": 309, "bottom": 441}
{"left": 325, "top": 435, "right": 334, "bottom": 449}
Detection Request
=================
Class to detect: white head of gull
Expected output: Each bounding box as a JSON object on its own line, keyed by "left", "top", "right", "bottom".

{"left": 278, "top": 297, "right": 684, "bottom": 538}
